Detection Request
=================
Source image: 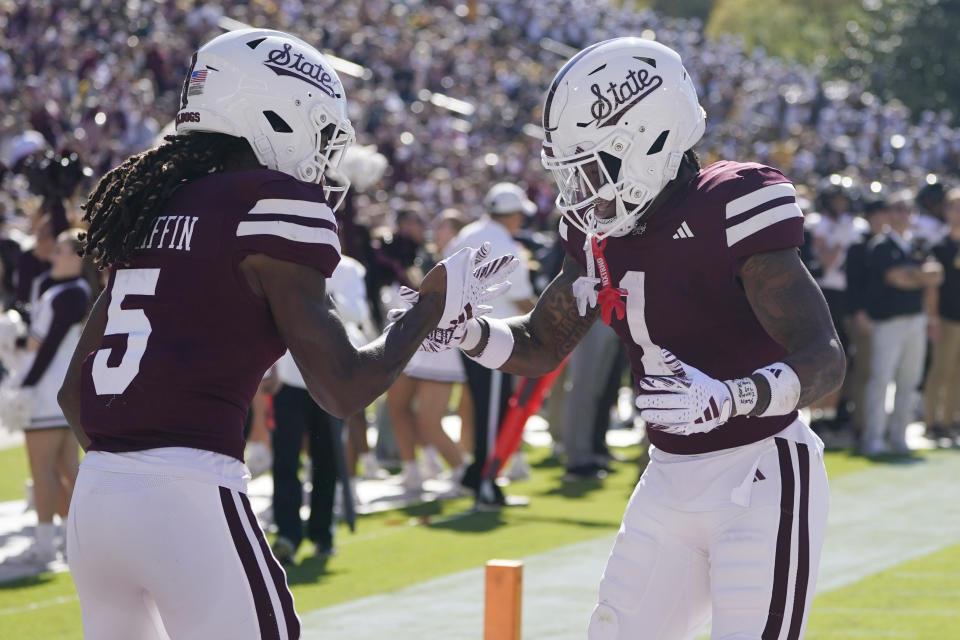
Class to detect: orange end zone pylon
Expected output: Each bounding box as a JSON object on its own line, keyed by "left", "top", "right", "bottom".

{"left": 484, "top": 559, "right": 523, "bottom": 640}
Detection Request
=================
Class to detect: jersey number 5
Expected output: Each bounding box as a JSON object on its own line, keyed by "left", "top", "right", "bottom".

{"left": 91, "top": 268, "right": 161, "bottom": 395}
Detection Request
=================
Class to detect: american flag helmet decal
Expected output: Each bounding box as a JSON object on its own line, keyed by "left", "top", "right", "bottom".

{"left": 187, "top": 68, "right": 208, "bottom": 97}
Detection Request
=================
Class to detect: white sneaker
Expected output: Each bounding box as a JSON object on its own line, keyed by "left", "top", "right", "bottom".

{"left": 505, "top": 451, "right": 531, "bottom": 481}
{"left": 400, "top": 461, "right": 422, "bottom": 493}
{"left": 245, "top": 442, "right": 273, "bottom": 478}
{"left": 420, "top": 447, "right": 444, "bottom": 479}
{"left": 359, "top": 452, "right": 389, "bottom": 479}
{"left": 7, "top": 543, "right": 57, "bottom": 566}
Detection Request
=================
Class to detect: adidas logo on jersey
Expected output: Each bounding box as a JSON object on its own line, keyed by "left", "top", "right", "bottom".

{"left": 672, "top": 221, "right": 694, "bottom": 239}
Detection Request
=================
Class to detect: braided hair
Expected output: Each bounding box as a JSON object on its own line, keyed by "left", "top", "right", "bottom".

{"left": 80, "top": 132, "right": 253, "bottom": 267}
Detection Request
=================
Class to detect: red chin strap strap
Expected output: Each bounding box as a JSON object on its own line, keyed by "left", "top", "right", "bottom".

{"left": 590, "top": 236, "right": 627, "bottom": 325}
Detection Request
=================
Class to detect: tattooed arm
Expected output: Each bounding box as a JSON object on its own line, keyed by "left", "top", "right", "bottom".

{"left": 464, "top": 254, "right": 599, "bottom": 377}
{"left": 739, "top": 248, "right": 846, "bottom": 412}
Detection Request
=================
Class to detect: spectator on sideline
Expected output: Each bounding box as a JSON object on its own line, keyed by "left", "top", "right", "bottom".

{"left": 805, "top": 177, "right": 864, "bottom": 432}
{"left": 454, "top": 182, "right": 537, "bottom": 506}
{"left": 387, "top": 210, "right": 470, "bottom": 492}
{"left": 913, "top": 181, "right": 948, "bottom": 247}
{"left": 269, "top": 349, "right": 339, "bottom": 564}
{"left": 364, "top": 206, "right": 428, "bottom": 328}
{"left": 560, "top": 321, "right": 624, "bottom": 480}
{"left": 923, "top": 188, "right": 960, "bottom": 438}
{"left": 844, "top": 193, "right": 890, "bottom": 440}
{"left": 11, "top": 228, "right": 91, "bottom": 564}
{"left": 861, "top": 190, "right": 943, "bottom": 455}
{"left": 271, "top": 243, "right": 382, "bottom": 562}
{"left": 13, "top": 214, "right": 58, "bottom": 324}
{"left": 330, "top": 254, "right": 385, "bottom": 484}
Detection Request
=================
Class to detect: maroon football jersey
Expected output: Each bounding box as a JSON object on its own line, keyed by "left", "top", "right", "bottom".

{"left": 560, "top": 161, "right": 804, "bottom": 454}
{"left": 80, "top": 169, "right": 340, "bottom": 461}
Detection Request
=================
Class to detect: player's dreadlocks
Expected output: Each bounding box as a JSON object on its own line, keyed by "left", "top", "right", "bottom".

{"left": 80, "top": 132, "right": 252, "bottom": 267}
{"left": 683, "top": 148, "right": 702, "bottom": 173}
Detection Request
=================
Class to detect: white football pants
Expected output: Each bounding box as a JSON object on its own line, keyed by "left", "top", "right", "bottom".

{"left": 68, "top": 466, "right": 300, "bottom": 640}
{"left": 588, "top": 428, "right": 828, "bottom": 640}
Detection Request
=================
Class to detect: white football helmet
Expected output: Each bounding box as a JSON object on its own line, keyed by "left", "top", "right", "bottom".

{"left": 175, "top": 28, "right": 355, "bottom": 210}
{"left": 541, "top": 38, "right": 706, "bottom": 239}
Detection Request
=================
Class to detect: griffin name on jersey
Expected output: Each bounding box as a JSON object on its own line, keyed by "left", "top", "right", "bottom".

{"left": 80, "top": 169, "right": 340, "bottom": 461}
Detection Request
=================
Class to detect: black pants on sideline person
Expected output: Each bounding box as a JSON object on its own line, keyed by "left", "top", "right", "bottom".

{"left": 272, "top": 384, "right": 337, "bottom": 554}
{"left": 460, "top": 354, "right": 512, "bottom": 503}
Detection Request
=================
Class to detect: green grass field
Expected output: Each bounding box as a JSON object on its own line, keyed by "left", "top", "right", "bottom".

{"left": 1, "top": 444, "right": 957, "bottom": 639}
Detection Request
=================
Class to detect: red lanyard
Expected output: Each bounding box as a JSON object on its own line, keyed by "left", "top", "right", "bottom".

{"left": 590, "top": 236, "right": 627, "bottom": 324}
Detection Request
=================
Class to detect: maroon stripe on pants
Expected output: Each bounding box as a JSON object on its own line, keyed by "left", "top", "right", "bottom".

{"left": 220, "top": 486, "right": 281, "bottom": 640}
{"left": 762, "top": 438, "right": 795, "bottom": 640}
{"left": 787, "top": 443, "right": 811, "bottom": 640}
{"left": 239, "top": 491, "right": 301, "bottom": 639}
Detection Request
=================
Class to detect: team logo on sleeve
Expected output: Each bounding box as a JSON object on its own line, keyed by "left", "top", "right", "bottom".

{"left": 264, "top": 43, "right": 340, "bottom": 98}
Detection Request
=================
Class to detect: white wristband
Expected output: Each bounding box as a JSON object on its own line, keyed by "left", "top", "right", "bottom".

{"left": 465, "top": 317, "right": 514, "bottom": 369}
{"left": 752, "top": 362, "right": 801, "bottom": 417}
{"left": 460, "top": 319, "right": 483, "bottom": 351}
{"left": 723, "top": 376, "right": 758, "bottom": 416}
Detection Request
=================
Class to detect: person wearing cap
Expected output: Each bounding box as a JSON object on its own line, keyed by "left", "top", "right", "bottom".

{"left": 861, "top": 190, "right": 943, "bottom": 455}
{"left": 452, "top": 182, "right": 537, "bottom": 506}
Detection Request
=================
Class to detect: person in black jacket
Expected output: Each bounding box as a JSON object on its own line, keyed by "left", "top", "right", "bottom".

{"left": 923, "top": 188, "right": 960, "bottom": 439}
{"left": 845, "top": 194, "right": 889, "bottom": 440}
{"left": 860, "top": 191, "right": 943, "bottom": 455}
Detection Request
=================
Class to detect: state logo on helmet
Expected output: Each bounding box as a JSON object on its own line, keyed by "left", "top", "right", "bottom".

{"left": 175, "top": 28, "right": 356, "bottom": 210}
{"left": 541, "top": 37, "right": 706, "bottom": 239}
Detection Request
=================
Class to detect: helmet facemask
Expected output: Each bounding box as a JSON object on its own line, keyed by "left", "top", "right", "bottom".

{"left": 294, "top": 104, "right": 356, "bottom": 212}
{"left": 543, "top": 129, "right": 681, "bottom": 240}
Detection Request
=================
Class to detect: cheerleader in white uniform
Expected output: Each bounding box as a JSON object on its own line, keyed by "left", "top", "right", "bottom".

{"left": 387, "top": 211, "right": 472, "bottom": 491}
{"left": 12, "top": 229, "right": 91, "bottom": 564}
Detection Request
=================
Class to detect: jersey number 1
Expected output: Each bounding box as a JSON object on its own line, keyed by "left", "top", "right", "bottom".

{"left": 91, "top": 268, "right": 160, "bottom": 395}
{"left": 619, "top": 271, "right": 671, "bottom": 375}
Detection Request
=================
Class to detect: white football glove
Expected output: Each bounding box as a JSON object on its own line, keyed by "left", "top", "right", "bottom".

{"left": 387, "top": 242, "right": 518, "bottom": 352}
{"left": 635, "top": 349, "right": 733, "bottom": 435}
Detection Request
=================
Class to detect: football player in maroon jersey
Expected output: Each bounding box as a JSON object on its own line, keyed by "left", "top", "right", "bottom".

{"left": 452, "top": 38, "right": 845, "bottom": 639}
{"left": 57, "top": 29, "right": 516, "bottom": 640}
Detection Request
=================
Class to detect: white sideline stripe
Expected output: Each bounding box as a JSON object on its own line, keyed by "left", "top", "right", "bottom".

{"left": 726, "top": 202, "right": 803, "bottom": 246}
{"left": 248, "top": 199, "right": 335, "bottom": 224}
{"left": 237, "top": 221, "right": 342, "bottom": 252}
{"left": 815, "top": 607, "right": 960, "bottom": 617}
{"left": 725, "top": 182, "right": 797, "bottom": 219}
{"left": 300, "top": 447, "right": 960, "bottom": 640}
{"left": 558, "top": 219, "right": 568, "bottom": 241}
{"left": 0, "top": 595, "right": 78, "bottom": 616}
{"left": 232, "top": 490, "right": 289, "bottom": 640}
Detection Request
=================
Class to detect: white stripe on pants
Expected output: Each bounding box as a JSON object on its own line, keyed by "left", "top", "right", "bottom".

{"left": 588, "top": 428, "right": 828, "bottom": 640}
{"left": 861, "top": 313, "right": 927, "bottom": 453}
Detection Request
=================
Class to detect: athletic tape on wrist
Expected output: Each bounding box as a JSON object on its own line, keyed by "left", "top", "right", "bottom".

{"left": 724, "top": 376, "right": 758, "bottom": 417}
{"left": 752, "top": 362, "right": 801, "bottom": 417}
{"left": 465, "top": 317, "right": 513, "bottom": 369}
{"left": 460, "top": 318, "right": 483, "bottom": 351}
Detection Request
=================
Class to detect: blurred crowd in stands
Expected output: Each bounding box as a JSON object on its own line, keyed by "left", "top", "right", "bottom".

{"left": 1, "top": 1, "right": 959, "bottom": 559}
